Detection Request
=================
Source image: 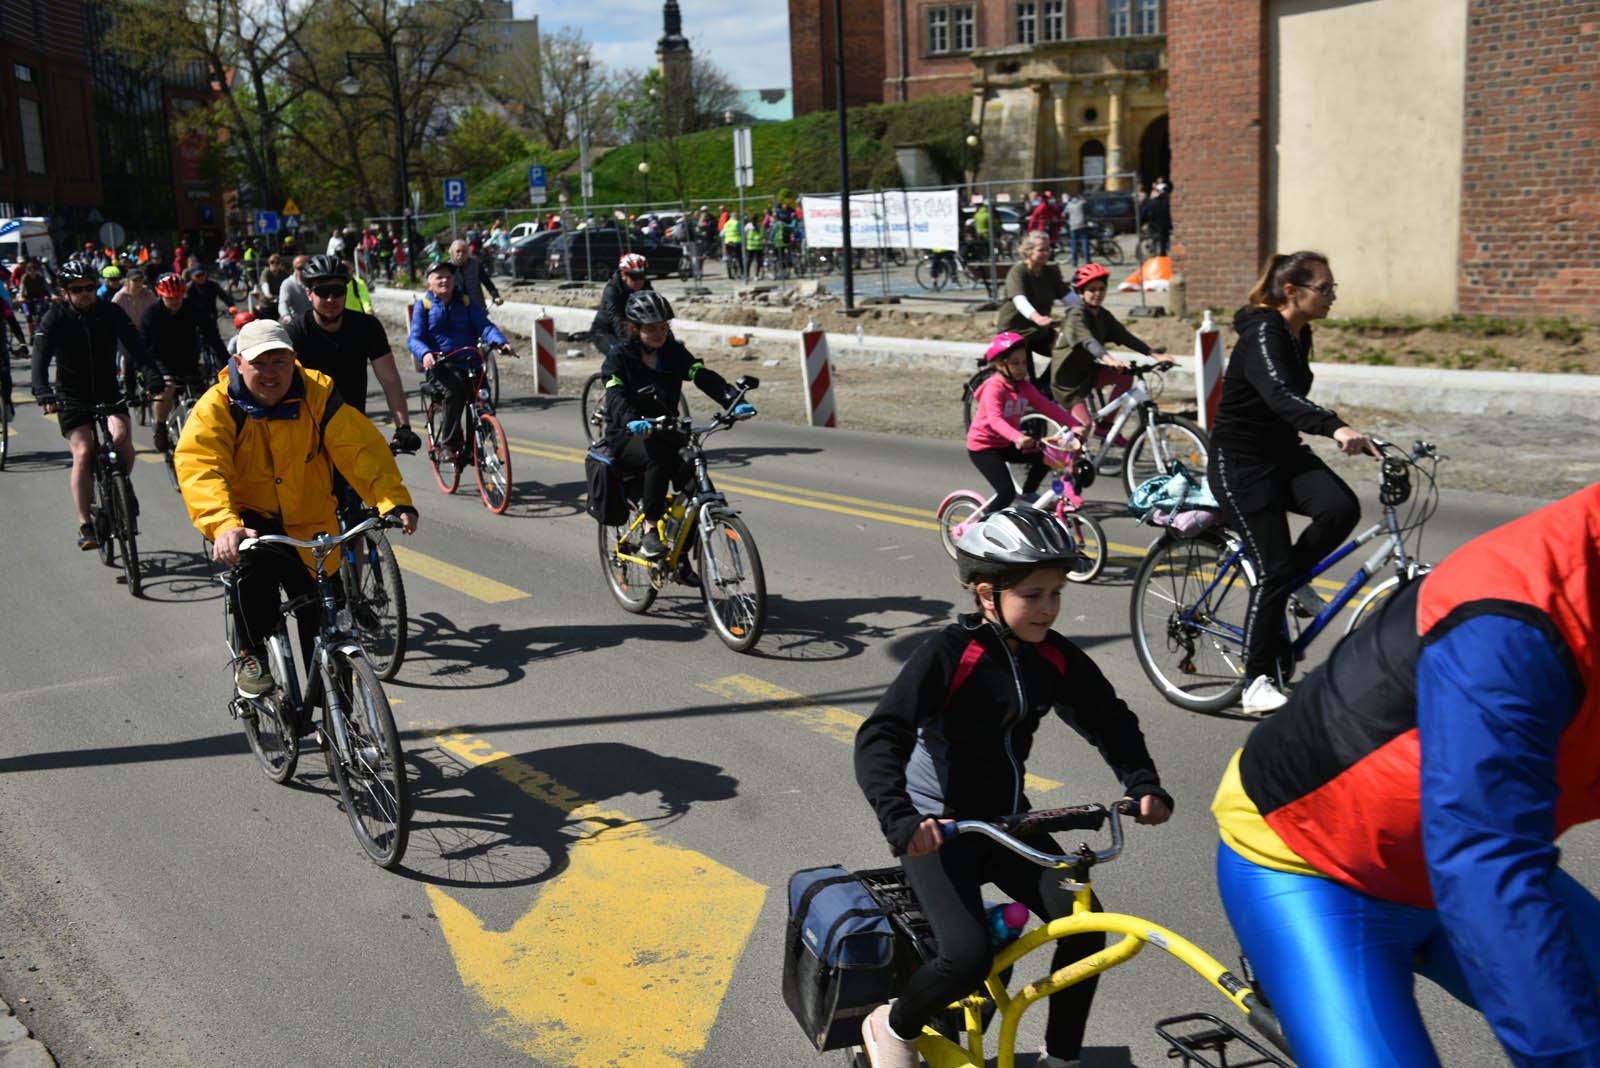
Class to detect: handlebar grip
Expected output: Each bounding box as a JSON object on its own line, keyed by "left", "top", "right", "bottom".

{"left": 1112, "top": 798, "right": 1139, "bottom": 816}
{"left": 1000, "top": 805, "right": 1109, "bottom": 836}
{"left": 937, "top": 820, "right": 957, "bottom": 840}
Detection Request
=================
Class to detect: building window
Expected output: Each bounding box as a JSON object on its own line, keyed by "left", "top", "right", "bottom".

{"left": 1136, "top": 0, "right": 1160, "bottom": 34}
{"left": 927, "top": 7, "right": 949, "bottom": 53}
{"left": 18, "top": 98, "right": 46, "bottom": 174}
{"left": 1015, "top": 1, "right": 1037, "bottom": 44}
{"left": 925, "top": 5, "right": 976, "bottom": 54}
{"left": 953, "top": 5, "right": 975, "bottom": 50}
{"left": 1042, "top": 0, "right": 1065, "bottom": 41}
{"left": 1108, "top": 0, "right": 1130, "bottom": 36}
{"left": 13, "top": 62, "right": 34, "bottom": 83}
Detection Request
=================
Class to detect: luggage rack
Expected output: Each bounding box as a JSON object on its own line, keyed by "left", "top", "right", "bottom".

{"left": 1155, "top": 1012, "right": 1295, "bottom": 1068}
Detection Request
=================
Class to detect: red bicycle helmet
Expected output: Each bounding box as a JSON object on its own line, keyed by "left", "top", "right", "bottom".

{"left": 233, "top": 310, "right": 254, "bottom": 330}
{"left": 155, "top": 273, "right": 187, "bottom": 298}
{"left": 618, "top": 252, "right": 648, "bottom": 275}
{"left": 1071, "top": 262, "right": 1110, "bottom": 290}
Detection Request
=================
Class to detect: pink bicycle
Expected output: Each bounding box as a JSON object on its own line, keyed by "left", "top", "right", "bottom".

{"left": 936, "top": 414, "right": 1107, "bottom": 583}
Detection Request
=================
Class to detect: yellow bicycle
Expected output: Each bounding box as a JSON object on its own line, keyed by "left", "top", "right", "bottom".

{"left": 846, "top": 802, "right": 1293, "bottom": 1068}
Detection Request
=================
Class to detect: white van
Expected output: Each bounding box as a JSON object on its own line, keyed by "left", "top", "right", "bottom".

{"left": 0, "top": 217, "right": 56, "bottom": 270}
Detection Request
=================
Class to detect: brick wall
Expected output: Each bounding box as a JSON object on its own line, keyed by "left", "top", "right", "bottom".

{"left": 790, "top": 0, "right": 887, "bottom": 116}
{"left": 1166, "top": 0, "right": 1269, "bottom": 312}
{"left": 1457, "top": 1, "right": 1600, "bottom": 319}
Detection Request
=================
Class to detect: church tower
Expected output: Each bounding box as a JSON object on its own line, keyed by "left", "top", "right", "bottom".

{"left": 656, "top": 1, "right": 693, "bottom": 134}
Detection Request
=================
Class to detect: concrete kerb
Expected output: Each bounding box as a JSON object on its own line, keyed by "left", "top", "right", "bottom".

{"left": 0, "top": 995, "right": 55, "bottom": 1068}
{"left": 369, "top": 287, "right": 1600, "bottom": 419}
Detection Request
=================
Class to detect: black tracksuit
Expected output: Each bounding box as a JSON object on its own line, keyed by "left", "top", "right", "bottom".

{"left": 140, "top": 299, "right": 227, "bottom": 380}
{"left": 588, "top": 272, "right": 651, "bottom": 359}
{"left": 30, "top": 298, "right": 151, "bottom": 433}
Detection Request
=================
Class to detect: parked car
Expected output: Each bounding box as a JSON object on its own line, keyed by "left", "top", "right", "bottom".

{"left": 546, "top": 230, "right": 684, "bottom": 281}
{"left": 961, "top": 203, "right": 1023, "bottom": 238}
{"left": 1082, "top": 189, "right": 1139, "bottom": 235}
{"left": 507, "top": 229, "right": 564, "bottom": 280}
{"left": 506, "top": 221, "right": 543, "bottom": 243}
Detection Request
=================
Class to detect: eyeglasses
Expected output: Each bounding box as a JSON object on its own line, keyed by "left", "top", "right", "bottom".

{"left": 1294, "top": 281, "right": 1337, "bottom": 297}
{"left": 67, "top": 285, "right": 97, "bottom": 294}
{"left": 625, "top": 272, "right": 646, "bottom": 281}
{"left": 311, "top": 285, "right": 347, "bottom": 299}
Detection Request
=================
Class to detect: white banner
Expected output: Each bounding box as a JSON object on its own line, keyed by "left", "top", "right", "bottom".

{"left": 800, "top": 189, "right": 959, "bottom": 251}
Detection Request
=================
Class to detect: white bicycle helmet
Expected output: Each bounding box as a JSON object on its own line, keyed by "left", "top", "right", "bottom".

{"left": 955, "top": 507, "right": 1081, "bottom": 585}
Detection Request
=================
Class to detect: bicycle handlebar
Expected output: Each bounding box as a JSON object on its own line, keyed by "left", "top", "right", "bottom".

{"left": 938, "top": 800, "right": 1136, "bottom": 869}
{"left": 238, "top": 514, "right": 399, "bottom": 556}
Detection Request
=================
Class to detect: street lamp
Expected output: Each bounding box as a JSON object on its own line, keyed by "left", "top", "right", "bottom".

{"left": 339, "top": 50, "right": 418, "bottom": 282}
{"left": 638, "top": 160, "right": 651, "bottom": 205}
{"left": 960, "top": 119, "right": 980, "bottom": 199}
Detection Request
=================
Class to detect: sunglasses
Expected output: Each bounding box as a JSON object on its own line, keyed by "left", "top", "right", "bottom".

{"left": 67, "top": 284, "right": 97, "bottom": 294}
{"left": 311, "top": 285, "right": 347, "bottom": 299}
{"left": 625, "top": 272, "right": 646, "bottom": 281}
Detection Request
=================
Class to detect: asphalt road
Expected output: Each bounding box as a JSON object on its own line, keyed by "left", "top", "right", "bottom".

{"left": 1, "top": 368, "right": 1592, "bottom": 1068}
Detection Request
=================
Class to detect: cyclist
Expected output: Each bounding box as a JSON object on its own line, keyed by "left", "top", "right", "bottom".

{"left": 286, "top": 255, "right": 418, "bottom": 455}
{"left": 111, "top": 269, "right": 155, "bottom": 333}
{"left": 995, "top": 232, "right": 1073, "bottom": 363}
{"left": 173, "top": 319, "right": 417, "bottom": 706}
{"left": 854, "top": 507, "right": 1173, "bottom": 1068}
{"left": 1211, "top": 484, "right": 1600, "bottom": 1067}
{"left": 338, "top": 253, "right": 374, "bottom": 313}
{"left": 965, "top": 331, "right": 1079, "bottom": 520}
{"left": 407, "top": 258, "right": 513, "bottom": 464}
{"left": 29, "top": 261, "right": 156, "bottom": 550}
{"left": 0, "top": 274, "right": 26, "bottom": 358}
{"left": 1046, "top": 262, "right": 1173, "bottom": 430}
{"left": 184, "top": 262, "right": 230, "bottom": 324}
{"left": 1205, "top": 251, "right": 1374, "bottom": 714}
{"left": 601, "top": 290, "right": 753, "bottom": 560}
{"left": 257, "top": 252, "right": 289, "bottom": 308}
{"left": 275, "top": 254, "right": 311, "bottom": 324}
{"left": 97, "top": 264, "right": 124, "bottom": 302}
{"left": 143, "top": 272, "right": 229, "bottom": 452}
{"left": 17, "top": 259, "right": 53, "bottom": 339}
{"left": 449, "top": 239, "right": 502, "bottom": 308}
{"left": 590, "top": 252, "right": 652, "bottom": 359}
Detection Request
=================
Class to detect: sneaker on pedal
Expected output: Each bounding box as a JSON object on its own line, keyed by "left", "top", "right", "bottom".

{"left": 861, "top": 1003, "right": 918, "bottom": 1068}
{"left": 77, "top": 522, "right": 99, "bottom": 551}
{"left": 1289, "top": 582, "right": 1325, "bottom": 619}
{"left": 1241, "top": 674, "right": 1289, "bottom": 715}
{"left": 233, "top": 650, "right": 273, "bottom": 698}
{"left": 152, "top": 421, "right": 171, "bottom": 453}
{"left": 641, "top": 525, "right": 669, "bottom": 559}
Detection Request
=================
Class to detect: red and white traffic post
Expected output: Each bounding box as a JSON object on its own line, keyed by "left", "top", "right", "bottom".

{"left": 799, "top": 324, "right": 838, "bottom": 428}
{"left": 533, "top": 315, "right": 558, "bottom": 396}
{"left": 1195, "top": 308, "right": 1223, "bottom": 431}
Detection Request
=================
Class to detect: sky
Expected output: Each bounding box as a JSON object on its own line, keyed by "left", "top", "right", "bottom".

{"left": 512, "top": 0, "right": 793, "bottom": 93}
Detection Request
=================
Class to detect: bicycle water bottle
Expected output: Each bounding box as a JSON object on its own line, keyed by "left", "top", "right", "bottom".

{"left": 665, "top": 498, "right": 687, "bottom": 541}
{"left": 986, "top": 901, "right": 1028, "bottom": 947}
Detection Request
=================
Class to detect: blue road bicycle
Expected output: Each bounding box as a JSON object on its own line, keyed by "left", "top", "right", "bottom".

{"left": 1129, "top": 439, "right": 1444, "bottom": 713}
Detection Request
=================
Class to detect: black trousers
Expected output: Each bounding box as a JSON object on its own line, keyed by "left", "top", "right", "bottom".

{"left": 890, "top": 833, "right": 1105, "bottom": 1060}
{"left": 1209, "top": 444, "right": 1361, "bottom": 679}
{"left": 612, "top": 431, "right": 689, "bottom": 522}
{"left": 429, "top": 362, "right": 473, "bottom": 451}
{"left": 969, "top": 445, "right": 1048, "bottom": 513}
{"left": 229, "top": 542, "right": 319, "bottom": 668}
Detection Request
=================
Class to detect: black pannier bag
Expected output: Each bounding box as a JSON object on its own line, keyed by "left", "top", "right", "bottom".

{"left": 781, "top": 865, "right": 899, "bottom": 1051}
{"left": 584, "top": 442, "right": 629, "bottom": 525}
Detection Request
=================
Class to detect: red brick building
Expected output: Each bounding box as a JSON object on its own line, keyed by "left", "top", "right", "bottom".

{"left": 788, "top": 0, "right": 886, "bottom": 116}
{"left": 0, "top": 0, "right": 103, "bottom": 229}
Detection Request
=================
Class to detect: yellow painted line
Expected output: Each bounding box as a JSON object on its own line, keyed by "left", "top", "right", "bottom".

{"left": 417, "top": 724, "right": 765, "bottom": 1068}
{"left": 389, "top": 544, "right": 528, "bottom": 603}
{"left": 699, "top": 673, "right": 1063, "bottom": 795}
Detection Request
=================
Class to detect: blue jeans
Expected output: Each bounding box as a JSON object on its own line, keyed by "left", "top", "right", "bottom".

{"left": 1069, "top": 228, "right": 1089, "bottom": 265}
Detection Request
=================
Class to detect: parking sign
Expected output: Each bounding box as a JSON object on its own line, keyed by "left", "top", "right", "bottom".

{"left": 443, "top": 178, "right": 467, "bottom": 209}
{"left": 528, "top": 165, "right": 547, "bottom": 205}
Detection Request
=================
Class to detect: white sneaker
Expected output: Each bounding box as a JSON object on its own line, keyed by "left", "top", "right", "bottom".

{"left": 1289, "top": 582, "right": 1325, "bottom": 618}
{"left": 1241, "top": 675, "right": 1289, "bottom": 715}
{"left": 861, "top": 1003, "right": 919, "bottom": 1068}
{"left": 1036, "top": 1052, "right": 1081, "bottom": 1068}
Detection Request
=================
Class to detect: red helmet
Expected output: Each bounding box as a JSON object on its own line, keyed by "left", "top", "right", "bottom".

{"left": 984, "top": 331, "right": 1028, "bottom": 363}
{"left": 1071, "top": 262, "right": 1110, "bottom": 289}
{"left": 618, "top": 253, "right": 648, "bottom": 275}
{"left": 155, "top": 273, "right": 187, "bottom": 298}
{"left": 233, "top": 311, "right": 254, "bottom": 330}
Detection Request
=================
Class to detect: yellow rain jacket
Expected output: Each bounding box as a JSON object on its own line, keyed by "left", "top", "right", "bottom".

{"left": 175, "top": 363, "right": 412, "bottom": 571}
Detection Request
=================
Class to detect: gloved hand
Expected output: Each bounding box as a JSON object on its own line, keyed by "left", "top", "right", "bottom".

{"left": 390, "top": 425, "right": 422, "bottom": 454}
{"left": 731, "top": 403, "right": 756, "bottom": 419}
{"left": 627, "top": 419, "right": 652, "bottom": 435}
{"left": 141, "top": 370, "right": 168, "bottom": 395}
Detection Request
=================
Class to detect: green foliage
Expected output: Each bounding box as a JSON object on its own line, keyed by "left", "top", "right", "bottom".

{"left": 1338, "top": 312, "right": 1588, "bottom": 341}
{"left": 432, "top": 108, "right": 530, "bottom": 189}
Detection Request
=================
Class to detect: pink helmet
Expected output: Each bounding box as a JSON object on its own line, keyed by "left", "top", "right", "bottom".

{"left": 984, "top": 331, "right": 1027, "bottom": 363}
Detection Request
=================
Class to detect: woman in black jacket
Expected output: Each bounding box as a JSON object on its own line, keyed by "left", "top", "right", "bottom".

{"left": 1205, "top": 251, "right": 1375, "bottom": 714}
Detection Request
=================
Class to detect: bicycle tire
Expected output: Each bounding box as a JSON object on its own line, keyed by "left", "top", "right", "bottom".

{"left": 1129, "top": 530, "right": 1253, "bottom": 712}
{"left": 93, "top": 468, "right": 116, "bottom": 568}
{"left": 1343, "top": 569, "right": 1429, "bottom": 636}
{"left": 240, "top": 632, "right": 300, "bottom": 784}
{"left": 425, "top": 396, "right": 461, "bottom": 493}
{"left": 914, "top": 258, "right": 945, "bottom": 292}
{"left": 163, "top": 406, "right": 184, "bottom": 493}
{"left": 483, "top": 349, "right": 501, "bottom": 409}
{"left": 1061, "top": 510, "right": 1106, "bottom": 584}
{"left": 580, "top": 371, "right": 606, "bottom": 442}
{"left": 700, "top": 511, "right": 766, "bottom": 652}
{"left": 474, "top": 413, "right": 512, "bottom": 514}
{"left": 320, "top": 649, "right": 409, "bottom": 868}
{"left": 1121, "top": 414, "right": 1210, "bottom": 499}
{"left": 113, "top": 474, "right": 141, "bottom": 597}
{"left": 1095, "top": 239, "right": 1124, "bottom": 266}
{"left": 598, "top": 509, "right": 658, "bottom": 613}
{"left": 1, "top": 394, "right": 8, "bottom": 470}
{"left": 344, "top": 530, "right": 407, "bottom": 681}
{"left": 937, "top": 491, "right": 986, "bottom": 560}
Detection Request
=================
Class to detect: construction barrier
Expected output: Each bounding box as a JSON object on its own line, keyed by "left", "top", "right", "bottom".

{"left": 1195, "top": 308, "right": 1223, "bottom": 431}
{"left": 533, "top": 316, "right": 558, "bottom": 395}
{"left": 800, "top": 326, "right": 838, "bottom": 428}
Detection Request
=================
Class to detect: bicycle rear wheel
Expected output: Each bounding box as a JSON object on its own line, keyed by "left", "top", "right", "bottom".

{"left": 1122, "top": 414, "right": 1209, "bottom": 498}
{"left": 93, "top": 468, "right": 116, "bottom": 568}
{"left": 1130, "top": 531, "right": 1253, "bottom": 712}
{"left": 580, "top": 371, "right": 606, "bottom": 442}
{"left": 240, "top": 631, "right": 299, "bottom": 784}
{"left": 937, "top": 491, "right": 986, "bottom": 560}
{"left": 598, "top": 509, "right": 658, "bottom": 613}
{"left": 162, "top": 405, "right": 185, "bottom": 492}
{"left": 914, "top": 258, "right": 946, "bottom": 292}
{"left": 700, "top": 511, "right": 766, "bottom": 652}
{"left": 483, "top": 350, "right": 501, "bottom": 409}
{"left": 474, "top": 413, "right": 512, "bottom": 513}
{"left": 321, "top": 650, "right": 409, "bottom": 868}
{"left": 113, "top": 474, "right": 141, "bottom": 597}
{"left": 343, "top": 530, "right": 407, "bottom": 680}
{"left": 1, "top": 392, "right": 8, "bottom": 470}
{"left": 1061, "top": 510, "right": 1106, "bottom": 584}
{"left": 425, "top": 396, "right": 461, "bottom": 493}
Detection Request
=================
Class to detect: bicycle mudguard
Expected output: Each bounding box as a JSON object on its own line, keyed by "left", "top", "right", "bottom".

{"left": 937, "top": 489, "right": 983, "bottom": 514}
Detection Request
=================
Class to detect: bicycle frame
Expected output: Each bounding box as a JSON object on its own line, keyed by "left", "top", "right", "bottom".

{"left": 1082, "top": 377, "right": 1151, "bottom": 471}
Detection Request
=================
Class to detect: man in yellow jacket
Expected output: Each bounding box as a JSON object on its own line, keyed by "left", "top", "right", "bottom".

{"left": 175, "top": 319, "right": 418, "bottom": 700}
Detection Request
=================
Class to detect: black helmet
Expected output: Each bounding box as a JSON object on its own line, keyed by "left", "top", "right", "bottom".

{"left": 303, "top": 254, "right": 348, "bottom": 283}
{"left": 955, "top": 507, "right": 1082, "bottom": 585}
{"left": 624, "top": 289, "right": 675, "bottom": 324}
{"left": 425, "top": 258, "right": 456, "bottom": 276}
{"left": 56, "top": 260, "right": 96, "bottom": 285}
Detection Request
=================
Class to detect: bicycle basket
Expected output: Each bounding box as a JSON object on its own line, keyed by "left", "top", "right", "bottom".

{"left": 1040, "top": 433, "right": 1081, "bottom": 472}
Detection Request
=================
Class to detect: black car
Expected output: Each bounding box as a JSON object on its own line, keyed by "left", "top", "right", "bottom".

{"left": 507, "top": 229, "right": 563, "bottom": 279}
{"left": 546, "top": 230, "right": 684, "bottom": 282}
{"left": 1082, "top": 190, "right": 1139, "bottom": 235}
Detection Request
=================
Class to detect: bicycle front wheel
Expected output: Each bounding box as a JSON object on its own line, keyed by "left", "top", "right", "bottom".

{"left": 483, "top": 350, "right": 501, "bottom": 409}
{"left": 344, "top": 530, "right": 407, "bottom": 680}
{"left": 425, "top": 396, "right": 461, "bottom": 493}
{"left": 914, "top": 259, "right": 943, "bottom": 292}
{"left": 579, "top": 371, "right": 606, "bottom": 442}
{"left": 1, "top": 393, "right": 8, "bottom": 470}
{"left": 93, "top": 469, "right": 116, "bottom": 568}
{"left": 1122, "top": 414, "right": 1210, "bottom": 498}
{"left": 937, "top": 491, "right": 986, "bottom": 560}
{"left": 700, "top": 511, "right": 766, "bottom": 652}
{"left": 163, "top": 409, "right": 184, "bottom": 492}
{"left": 598, "top": 510, "right": 658, "bottom": 613}
{"left": 474, "top": 413, "right": 512, "bottom": 513}
{"left": 321, "top": 650, "right": 409, "bottom": 869}
{"left": 1061, "top": 509, "right": 1107, "bottom": 584}
{"left": 1130, "top": 530, "right": 1253, "bottom": 712}
{"left": 113, "top": 474, "right": 141, "bottom": 597}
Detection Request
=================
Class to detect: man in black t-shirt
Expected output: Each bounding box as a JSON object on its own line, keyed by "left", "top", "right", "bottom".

{"left": 285, "top": 255, "right": 418, "bottom": 452}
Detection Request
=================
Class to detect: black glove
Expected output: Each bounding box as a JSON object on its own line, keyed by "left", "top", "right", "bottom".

{"left": 390, "top": 426, "right": 422, "bottom": 454}
{"left": 141, "top": 369, "right": 168, "bottom": 395}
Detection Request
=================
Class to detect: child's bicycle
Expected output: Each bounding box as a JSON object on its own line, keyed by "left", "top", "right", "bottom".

{"left": 936, "top": 414, "right": 1107, "bottom": 583}
{"left": 1129, "top": 438, "right": 1444, "bottom": 712}
{"left": 419, "top": 343, "right": 514, "bottom": 514}
{"left": 596, "top": 376, "right": 766, "bottom": 652}
{"left": 838, "top": 802, "right": 1293, "bottom": 1068}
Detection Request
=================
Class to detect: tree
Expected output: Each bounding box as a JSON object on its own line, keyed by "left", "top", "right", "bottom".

{"left": 498, "top": 25, "right": 622, "bottom": 152}
{"left": 613, "top": 54, "right": 741, "bottom": 207}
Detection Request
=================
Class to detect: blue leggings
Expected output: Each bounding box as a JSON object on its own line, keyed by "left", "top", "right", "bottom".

{"left": 1217, "top": 840, "right": 1600, "bottom": 1067}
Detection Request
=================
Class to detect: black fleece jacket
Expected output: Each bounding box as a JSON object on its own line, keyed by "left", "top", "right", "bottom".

{"left": 1209, "top": 305, "right": 1345, "bottom": 462}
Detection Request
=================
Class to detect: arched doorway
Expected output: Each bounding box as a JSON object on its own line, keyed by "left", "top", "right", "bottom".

{"left": 1139, "top": 116, "right": 1170, "bottom": 191}
{"left": 1079, "top": 139, "right": 1106, "bottom": 190}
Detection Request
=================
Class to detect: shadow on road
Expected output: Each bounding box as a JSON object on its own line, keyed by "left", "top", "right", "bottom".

{"left": 136, "top": 547, "right": 223, "bottom": 603}
{"left": 493, "top": 475, "right": 586, "bottom": 520}
{"left": 751, "top": 592, "right": 955, "bottom": 663}
{"left": 700, "top": 443, "right": 825, "bottom": 469}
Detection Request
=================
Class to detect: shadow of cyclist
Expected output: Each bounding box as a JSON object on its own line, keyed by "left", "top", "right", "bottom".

{"left": 748, "top": 592, "right": 955, "bottom": 663}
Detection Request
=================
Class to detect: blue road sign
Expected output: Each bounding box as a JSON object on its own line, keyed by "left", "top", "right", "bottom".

{"left": 528, "top": 165, "right": 547, "bottom": 205}
{"left": 443, "top": 178, "right": 467, "bottom": 209}
{"left": 254, "top": 211, "right": 279, "bottom": 234}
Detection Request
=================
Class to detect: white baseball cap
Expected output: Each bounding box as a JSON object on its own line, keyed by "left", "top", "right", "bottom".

{"left": 235, "top": 319, "right": 296, "bottom": 363}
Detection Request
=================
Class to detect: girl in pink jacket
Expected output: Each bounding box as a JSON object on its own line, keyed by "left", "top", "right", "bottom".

{"left": 965, "top": 331, "right": 1079, "bottom": 513}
